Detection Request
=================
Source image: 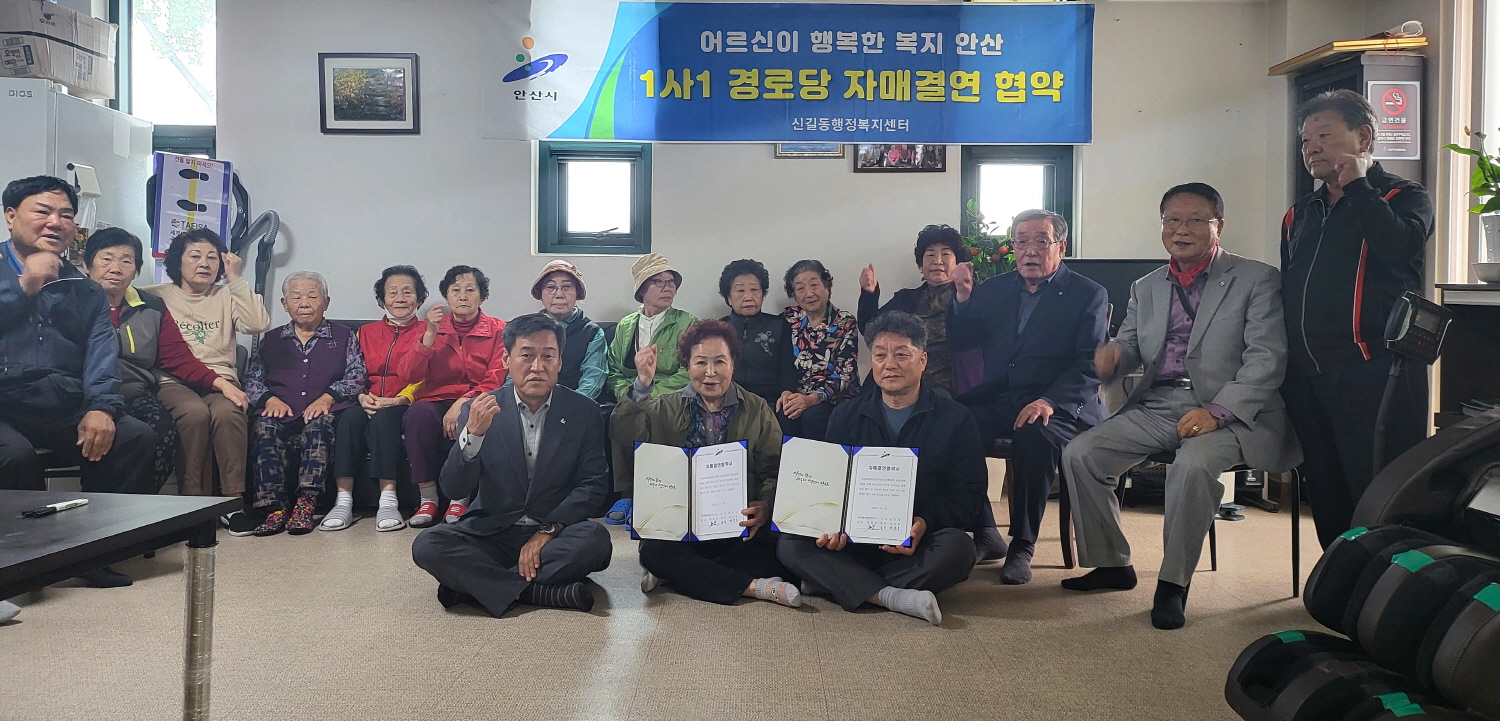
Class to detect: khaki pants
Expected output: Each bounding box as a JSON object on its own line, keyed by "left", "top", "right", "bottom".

{"left": 158, "top": 382, "right": 248, "bottom": 496}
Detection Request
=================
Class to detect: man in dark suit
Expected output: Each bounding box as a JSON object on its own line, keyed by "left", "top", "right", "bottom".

{"left": 948, "top": 209, "right": 1110, "bottom": 585}
{"left": 411, "top": 313, "right": 613, "bottom": 617}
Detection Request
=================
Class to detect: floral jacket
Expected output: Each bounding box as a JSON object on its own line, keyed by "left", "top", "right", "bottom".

{"left": 782, "top": 304, "right": 860, "bottom": 403}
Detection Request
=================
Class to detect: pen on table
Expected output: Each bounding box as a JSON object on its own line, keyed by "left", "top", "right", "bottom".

{"left": 21, "top": 498, "right": 89, "bottom": 518}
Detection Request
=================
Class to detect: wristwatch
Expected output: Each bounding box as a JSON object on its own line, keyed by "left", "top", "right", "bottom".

{"left": 538, "top": 522, "right": 564, "bottom": 537}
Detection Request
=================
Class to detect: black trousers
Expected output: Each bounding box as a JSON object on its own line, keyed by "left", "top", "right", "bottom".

{"left": 333, "top": 405, "right": 408, "bottom": 479}
{"left": 777, "top": 528, "right": 975, "bottom": 612}
{"left": 777, "top": 401, "right": 836, "bottom": 442}
{"left": 126, "top": 392, "right": 179, "bottom": 494}
{"left": 1282, "top": 355, "right": 1427, "bottom": 548}
{"left": 639, "top": 533, "right": 789, "bottom": 605}
{"left": 965, "top": 401, "right": 1084, "bottom": 544}
{"left": 0, "top": 408, "right": 155, "bottom": 492}
{"left": 412, "top": 521, "right": 613, "bottom": 616}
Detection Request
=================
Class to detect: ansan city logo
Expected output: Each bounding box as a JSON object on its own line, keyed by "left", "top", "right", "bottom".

{"left": 502, "top": 36, "right": 568, "bottom": 82}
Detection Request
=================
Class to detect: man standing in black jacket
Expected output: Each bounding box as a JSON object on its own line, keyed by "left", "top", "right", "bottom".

{"left": 1281, "top": 90, "right": 1435, "bottom": 548}
{"left": 778, "top": 311, "right": 984, "bottom": 625}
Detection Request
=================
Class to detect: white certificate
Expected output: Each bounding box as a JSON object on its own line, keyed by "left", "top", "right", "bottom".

{"left": 631, "top": 443, "right": 690, "bottom": 541}
{"left": 691, "top": 442, "right": 749, "bottom": 541}
{"left": 844, "top": 446, "right": 918, "bottom": 546}
{"left": 773, "top": 437, "right": 852, "bottom": 538}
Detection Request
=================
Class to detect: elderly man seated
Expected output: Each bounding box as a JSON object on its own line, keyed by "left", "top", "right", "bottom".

{"left": 1061, "top": 183, "right": 1301, "bottom": 630}
{"left": 243, "top": 271, "right": 366, "bottom": 536}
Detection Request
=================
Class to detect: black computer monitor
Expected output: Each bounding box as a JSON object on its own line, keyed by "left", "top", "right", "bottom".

{"left": 1065, "top": 259, "right": 1167, "bottom": 336}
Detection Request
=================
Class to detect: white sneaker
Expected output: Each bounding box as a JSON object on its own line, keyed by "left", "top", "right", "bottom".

{"left": 641, "top": 570, "right": 662, "bottom": 593}
{"left": 0, "top": 600, "right": 19, "bottom": 623}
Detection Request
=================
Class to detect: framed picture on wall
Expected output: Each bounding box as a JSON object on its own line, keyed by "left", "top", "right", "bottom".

{"left": 774, "top": 143, "right": 846, "bottom": 158}
{"left": 319, "top": 53, "right": 420, "bottom": 134}
{"left": 853, "top": 144, "right": 946, "bottom": 172}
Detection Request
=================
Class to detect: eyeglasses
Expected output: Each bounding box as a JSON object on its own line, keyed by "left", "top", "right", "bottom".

{"left": 1161, "top": 217, "right": 1220, "bottom": 232}
{"left": 645, "top": 278, "right": 679, "bottom": 290}
{"left": 542, "top": 282, "right": 576, "bottom": 293}
{"left": 1011, "top": 239, "right": 1062, "bottom": 251}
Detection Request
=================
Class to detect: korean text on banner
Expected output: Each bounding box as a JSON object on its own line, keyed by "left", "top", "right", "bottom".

{"left": 481, "top": 1, "right": 1093, "bottom": 144}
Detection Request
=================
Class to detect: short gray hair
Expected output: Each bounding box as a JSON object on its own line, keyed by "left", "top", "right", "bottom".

{"left": 1009, "top": 209, "right": 1069, "bottom": 244}
{"left": 281, "top": 271, "right": 328, "bottom": 297}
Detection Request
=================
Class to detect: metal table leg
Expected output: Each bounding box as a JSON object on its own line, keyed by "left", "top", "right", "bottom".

{"left": 183, "top": 521, "right": 217, "bottom": 721}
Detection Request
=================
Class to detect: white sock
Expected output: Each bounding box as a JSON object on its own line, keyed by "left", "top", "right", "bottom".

{"left": 418, "top": 485, "right": 438, "bottom": 504}
{"left": 753, "top": 577, "right": 802, "bottom": 608}
{"left": 876, "top": 586, "right": 942, "bottom": 625}
{"left": 378, "top": 490, "right": 398, "bottom": 508}
{"left": 334, "top": 490, "right": 353, "bottom": 507}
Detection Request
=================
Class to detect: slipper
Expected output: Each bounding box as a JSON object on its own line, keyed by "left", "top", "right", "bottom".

{"left": 604, "top": 498, "right": 631, "bottom": 525}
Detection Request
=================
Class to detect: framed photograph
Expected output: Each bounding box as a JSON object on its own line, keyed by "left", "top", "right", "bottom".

{"left": 853, "top": 144, "right": 947, "bottom": 172}
{"left": 774, "top": 143, "right": 846, "bottom": 158}
{"left": 319, "top": 53, "right": 420, "bottom": 134}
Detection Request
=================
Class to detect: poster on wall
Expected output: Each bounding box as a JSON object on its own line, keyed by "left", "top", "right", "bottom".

{"left": 1367, "top": 80, "right": 1420, "bottom": 161}
{"left": 150, "top": 152, "right": 233, "bottom": 257}
{"left": 480, "top": 1, "right": 1094, "bottom": 144}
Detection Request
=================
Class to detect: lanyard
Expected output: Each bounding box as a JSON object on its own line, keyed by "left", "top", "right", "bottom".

{"left": 1172, "top": 282, "right": 1198, "bottom": 323}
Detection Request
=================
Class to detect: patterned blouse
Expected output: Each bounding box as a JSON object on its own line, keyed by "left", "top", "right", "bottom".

{"left": 782, "top": 304, "right": 860, "bottom": 404}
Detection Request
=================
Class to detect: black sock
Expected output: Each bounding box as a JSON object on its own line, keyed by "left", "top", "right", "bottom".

{"left": 973, "top": 525, "right": 1009, "bottom": 563}
{"left": 436, "top": 585, "right": 476, "bottom": 609}
{"left": 1151, "top": 580, "right": 1189, "bottom": 630}
{"left": 1060, "top": 565, "right": 1137, "bottom": 592}
{"left": 999, "top": 540, "right": 1035, "bottom": 585}
{"left": 519, "top": 582, "right": 595, "bottom": 612}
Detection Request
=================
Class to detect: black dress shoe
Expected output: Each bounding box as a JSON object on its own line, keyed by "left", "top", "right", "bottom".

{"left": 79, "top": 567, "right": 133, "bottom": 588}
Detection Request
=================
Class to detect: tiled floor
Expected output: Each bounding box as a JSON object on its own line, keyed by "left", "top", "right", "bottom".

{"left": 2, "top": 492, "right": 1319, "bottom": 721}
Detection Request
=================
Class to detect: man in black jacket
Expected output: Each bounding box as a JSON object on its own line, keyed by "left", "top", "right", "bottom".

{"left": 411, "top": 313, "right": 612, "bottom": 617}
{"left": 1280, "top": 90, "right": 1435, "bottom": 548}
{"left": 778, "top": 311, "right": 984, "bottom": 625}
{"left": 0, "top": 176, "right": 154, "bottom": 494}
{"left": 948, "top": 209, "right": 1110, "bottom": 585}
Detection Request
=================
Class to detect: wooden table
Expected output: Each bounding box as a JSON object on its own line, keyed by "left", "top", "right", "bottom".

{"left": 0, "top": 491, "right": 241, "bottom": 721}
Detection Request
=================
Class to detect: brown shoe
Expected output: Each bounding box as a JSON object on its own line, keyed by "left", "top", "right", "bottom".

{"left": 253, "top": 508, "right": 288, "bottom": 536}
{"left": 287, "top": 495, "right": 317, "bottom": 535}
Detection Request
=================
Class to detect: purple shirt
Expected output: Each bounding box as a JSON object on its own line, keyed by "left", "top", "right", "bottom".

{"left": 1153, "top": 253, "right": 1237, "bottom": 425}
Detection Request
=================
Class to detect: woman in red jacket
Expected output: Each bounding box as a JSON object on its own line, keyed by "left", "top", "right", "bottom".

{"left": 322, "top": 265, "right": 428, "bottom": 532}
{"left": 398, "top": 265, "right": 507, "bottom": 527}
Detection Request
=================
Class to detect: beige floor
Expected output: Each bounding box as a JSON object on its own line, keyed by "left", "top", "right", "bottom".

{"left": 1, "top": 490, "right": 1322, "bottom": 721}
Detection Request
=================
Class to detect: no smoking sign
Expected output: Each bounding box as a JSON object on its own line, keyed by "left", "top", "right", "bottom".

{"left": 1367, "top": 81, "right": 1420, "bottom": 161}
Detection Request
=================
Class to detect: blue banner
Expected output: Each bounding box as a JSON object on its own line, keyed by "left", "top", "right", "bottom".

{"left": 541, "top": 2, "right": 1093, "bottom": 144}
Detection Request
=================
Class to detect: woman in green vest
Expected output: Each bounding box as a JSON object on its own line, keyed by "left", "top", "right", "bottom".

{"left": 604, "top": 253, "right": 697, "bottom": 523}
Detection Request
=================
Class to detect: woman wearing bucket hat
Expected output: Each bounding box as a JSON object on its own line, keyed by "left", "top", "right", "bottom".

{"left": 532, "top": 260, "right": 606, "bottom": 400}
{"left": 603, "top": 253, "right": 698, "bottom": 523}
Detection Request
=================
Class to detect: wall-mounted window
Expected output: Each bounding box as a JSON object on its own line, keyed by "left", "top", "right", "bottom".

{"left": 130, "top": 0, "right": 216, "bottom": 126}
{"left": 960, "top": 145, "right": 1075, "bottom": 255}
{"left": 537, "top": 142, "right": 652, "bottom": 255}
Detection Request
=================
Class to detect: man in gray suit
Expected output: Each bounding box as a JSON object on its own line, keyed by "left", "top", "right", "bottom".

{"left": 412, "top": 313, "right": 613, "bottom": 617}
{"left": 1060, "top": 183, "right": 1301, "bottom": 630}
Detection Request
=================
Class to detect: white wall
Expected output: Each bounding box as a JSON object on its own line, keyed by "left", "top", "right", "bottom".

{"left": 218, "top": 0, "right": 1292, "bottom": 325}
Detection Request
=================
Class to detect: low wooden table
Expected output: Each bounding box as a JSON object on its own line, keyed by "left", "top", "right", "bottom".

{"left": 0, "top": 491, "right": 241, "bottom": 721}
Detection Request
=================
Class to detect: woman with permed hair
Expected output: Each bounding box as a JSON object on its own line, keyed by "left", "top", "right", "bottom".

{"left": 396, "top": 264, "right": 509, "bottom": 528}
{"left": 779, "top": 259, "right": 860, "bottom": 442}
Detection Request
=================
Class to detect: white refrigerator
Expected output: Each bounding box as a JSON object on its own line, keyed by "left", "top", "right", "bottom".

{"left": 0, "top": 77, "right": 154, "bottom": 271}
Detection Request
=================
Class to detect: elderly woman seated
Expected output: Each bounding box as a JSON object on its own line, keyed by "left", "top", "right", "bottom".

{"left": 611, "top": 319, "right": 800, "bottom": 608}
{"left": 242, "top": 271, "right": 367, "bottom": 536}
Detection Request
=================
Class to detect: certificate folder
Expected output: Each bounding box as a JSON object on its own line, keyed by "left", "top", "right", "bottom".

{"left": 772, "top": 437, "right": 918, "bottom": 546}
{"left": 629, "top": 441, "right": 749, "bottom": 542}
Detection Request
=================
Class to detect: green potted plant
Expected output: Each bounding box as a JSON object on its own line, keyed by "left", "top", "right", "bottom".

{"left": 962, "top": 198, "right": 1016, "bottom": 282}
{"left": 1443, "top": 127, "right": 1500, "bottom": 280}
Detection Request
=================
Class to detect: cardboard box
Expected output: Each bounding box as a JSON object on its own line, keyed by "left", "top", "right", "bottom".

{"left": 0, "top": 1, "right": 116, "bottom": 100}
